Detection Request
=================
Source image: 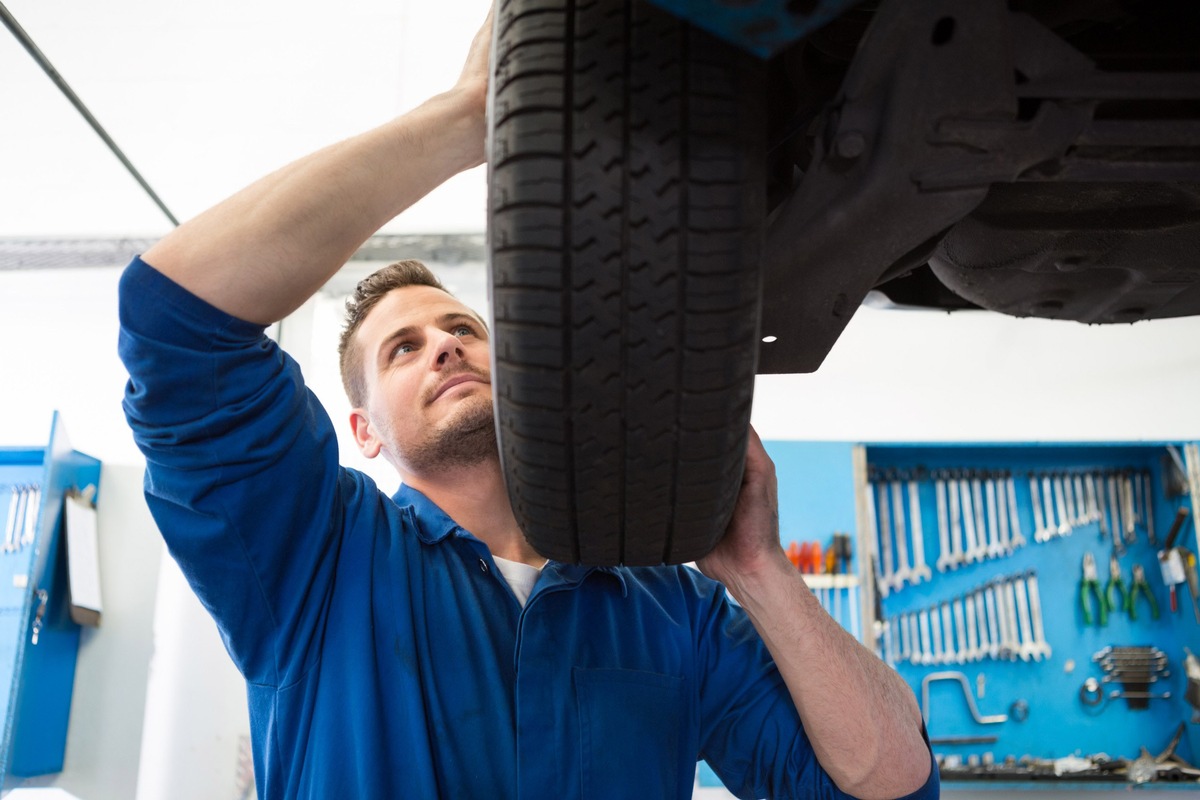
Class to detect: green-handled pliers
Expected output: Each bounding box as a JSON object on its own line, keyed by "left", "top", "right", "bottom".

{"left": 1128, "top": 564, "right": 1161, "bottom": 620}
{"left": 1106, "top": 554, "right": 1129, "bottom": 616}
{"left": 1081, "top": 552, "right": 1108, "bottom": 626}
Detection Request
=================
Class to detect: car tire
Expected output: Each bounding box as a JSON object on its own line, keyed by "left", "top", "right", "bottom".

{"left": 488, "top": 0, "right": 766, "bottom": 566}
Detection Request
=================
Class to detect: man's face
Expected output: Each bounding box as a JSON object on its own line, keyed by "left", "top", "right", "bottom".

{"left": 350, "top": 284, "right": 496, "bottom": 476}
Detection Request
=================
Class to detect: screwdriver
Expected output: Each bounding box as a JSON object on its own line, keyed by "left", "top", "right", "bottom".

{"left": 1158, "top": 508, "right": 1192, "bottom": 614}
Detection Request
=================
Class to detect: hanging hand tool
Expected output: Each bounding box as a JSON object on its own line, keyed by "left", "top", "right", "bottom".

{"left": 970, "top": 472, "right": 988, "bottom": 561}
{"left": 1025, "top": 572, "right": 1052, "bottom": 660}
{"left": 876, "top": 480, "right": 895, "bottom": 595}
{"left": 1053, "top": 474, "right": 1072, "bottom": 536}
{"left": 960, "top": 473, "right": 980, "bottom": 564}
{"left": 1005, "top": 472, "right": 1026, "bottom": 549}
{"left": 1128, "top": 564, "right": 1160, "bottom": 621}
{"left": 995, "top": 472, "right": 1012, "bottom": 554}
{"left": 890, "top": 476, "right": 914, "bottom": 589}
{"left": 984, "top": 583, "right": 1001, "bottom": 659}
{"left": 1063, "top": 473, "right": 1079, "bottom": 527}
{"left": 1080, "top": 553, "right": 1108, "bottom": 626}
{"left": 935, "top": 472, "right": 953, "bottom": 572}
{"left": 1106, "top": 555, "right": 1129, "bottom": 618}
{"left": 786, "top": 541, "right": 802, "bottom": 569}
{"left": 1107, "top": 474, "right": 1124, "bottom": 554}
{"left": 948, "top": 473, "right": 965, "bottom": 569}
{"left": 1030, "top": 474, "right": 1049, "bottom": 543}
{"left": 1096, "top": 473, "right": 1111, "bottom": 542}
{"left": 1158, "top": 507, "right": 1191, "bottom": 614}
{"left": 1143, "top": 471, "right": 1157, "bottom": 545}
{"left": 985, "top": 475, "right": 1003, "bottom": 558}
{"left": 1122, "top": 472, "right": 1138, "bottom": 544}
{"left": 907, "top": 478, "right": 932, "bottom": 583}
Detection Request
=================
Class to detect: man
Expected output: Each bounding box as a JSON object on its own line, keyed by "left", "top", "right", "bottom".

{"left": 119, "top": 9, "right": 936, "bottom": 800}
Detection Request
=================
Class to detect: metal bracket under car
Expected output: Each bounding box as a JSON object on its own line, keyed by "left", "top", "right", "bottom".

{"left": 755, "top": 0, "right": 1200, "bottom": 374}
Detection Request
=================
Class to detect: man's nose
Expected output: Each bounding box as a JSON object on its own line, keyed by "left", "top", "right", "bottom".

{"left": 431, "top": 329, "right": 464, "bottom": 367}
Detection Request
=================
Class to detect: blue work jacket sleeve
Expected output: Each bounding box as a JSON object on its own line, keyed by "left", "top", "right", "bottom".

{"left": 693, "top": 576, "right": 940, "bottom": 800}
{"left": 117, "top": 256, "right": 348, "bottom": 687}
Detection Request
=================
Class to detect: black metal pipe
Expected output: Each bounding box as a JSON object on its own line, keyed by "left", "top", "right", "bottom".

{"left": 0, "top": 2, "right": 179, "bottom": 226}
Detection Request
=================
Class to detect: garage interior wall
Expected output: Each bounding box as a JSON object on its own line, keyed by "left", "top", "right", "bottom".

{"left": 2, "top": 262, "right": 1199, "bottom": 800}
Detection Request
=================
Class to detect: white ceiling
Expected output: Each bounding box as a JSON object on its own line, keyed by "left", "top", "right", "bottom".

{"left": 0, "top": 0, "right": 490, "bottom": 239}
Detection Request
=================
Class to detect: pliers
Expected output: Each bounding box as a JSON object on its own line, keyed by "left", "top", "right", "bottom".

{"left": 1128, "top": 564, "right": 1161, "bottom": 621}
{"left": 1106, "top": 554, "right": 1129, "bottom": 617}
{"left": 1081, "top": 553, "right": 1108, "bottom": 626}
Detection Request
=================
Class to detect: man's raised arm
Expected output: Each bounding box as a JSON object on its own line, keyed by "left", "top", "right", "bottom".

{"left": 143, "top": 10, "right": 491, "bottom": 324}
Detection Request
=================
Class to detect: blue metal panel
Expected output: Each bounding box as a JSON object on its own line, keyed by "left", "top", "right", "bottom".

{"left": 866, "top": 443, "right": 1199, "bottom": 778}
{"left": 645, "top": 0, "right": 866, "bottom": 58}
{"left": 0, "top": 414, "right": 102, "bottom": 784}
{"left": 765, "top": 440, "right": 857, "bottom": 548}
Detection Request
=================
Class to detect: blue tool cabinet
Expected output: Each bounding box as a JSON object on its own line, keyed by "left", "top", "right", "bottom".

{"left": 0, "top": 413, "right": 101, "bottom": 787}
{"left": 754, "top": 440, "right": 1200, "bottom": 791}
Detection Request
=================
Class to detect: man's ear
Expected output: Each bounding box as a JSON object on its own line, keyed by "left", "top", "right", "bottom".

{"left": 349, "top": 409, "right": 383, "bottom": 459}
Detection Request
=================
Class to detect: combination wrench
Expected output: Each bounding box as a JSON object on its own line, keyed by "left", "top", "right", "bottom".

{"left": 907, "top": 479, "right": 932, "bottom": 583}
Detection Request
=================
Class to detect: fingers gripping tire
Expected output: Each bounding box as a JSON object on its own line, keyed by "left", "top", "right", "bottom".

{"left": 488, "top": 0, "right": 766, "bottom": 566}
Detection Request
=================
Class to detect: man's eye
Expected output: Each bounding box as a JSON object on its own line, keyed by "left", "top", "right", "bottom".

{"left": 453, "top": 325, "right": 474, "bottom": 337}
{"left": 392, "top": 343, "right": 416, "bottom": 358}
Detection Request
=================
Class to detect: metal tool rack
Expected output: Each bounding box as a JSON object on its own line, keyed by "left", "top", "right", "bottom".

{"left": 0, "top": 413, "right": 101, "bottom": 787}
{"left": 856, "top": 441, "right": 1200, "bottom": 789}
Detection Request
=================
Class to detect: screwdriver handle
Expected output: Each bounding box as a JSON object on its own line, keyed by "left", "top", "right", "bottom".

{"left": 1164, "top": 507, "right": 1190, "bottom": 550}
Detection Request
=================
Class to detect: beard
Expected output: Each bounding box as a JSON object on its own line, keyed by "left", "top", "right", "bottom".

{"left": 401, "top": 391, "right": 498, "bottom": 476}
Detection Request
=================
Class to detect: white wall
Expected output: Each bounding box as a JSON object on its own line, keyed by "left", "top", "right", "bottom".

{"left": 4, "top": 262, "right": 1200, "bottom": 799}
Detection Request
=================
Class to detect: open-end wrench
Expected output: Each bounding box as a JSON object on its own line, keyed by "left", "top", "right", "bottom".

{"left": 991, "top": 582, "right": 1009, "bottom": 659}
{"left": 1132, "top": 471, "right": 1145, "bottom": 538}
{"left": 876, "top": 481, "right": 894, "bottom": 597}
{"left": 1003, "top": 579, "right": 1021, "bottom": 660}
{"left": 883, "top": 618, "right": 895, "bottom": 666}
{"left": 974, "top": 590, "right": 990, "bottom": 661}
{"left": 970, "top": 474, "right": 988, "bottom": 562}
{"left": 919, "top": 609, "right": 934, "bottom": 666}
{"left": 964, "top": 594, "right": 979, "bottom": 662}
{"left": 1040, "top": 475, "right": 1056, "bottom": 538}
{"left": 995, "top": 474, "right": 1011, "bottom": 555}
{"left": 866, "top": 477, "right": 885, "bottom": 589}
{"left": 1013, "top": 577, "right": 1036, "bottom": 662}
{"left": 1063, "top": 473, "right": 1078, "bottom": 527}
{"left": 906, "top": 614, "right": 920, "bottom": 665}
{"left": 1025, "top": 572, "right": 1052, "bottom": 660}
{"left": 953, "top": 599, "right": 968, "bottom": 665}
{"left": 1084, "top": 472, "right": 1100, "bottom": 527}
{"left": 1111, "top": 472, "right": 1126, "bottom": 542}
{"left": 1006, "top": 474, "right": 1026, "bottom": 549}
{"left": 1052, "top": 475, "right": 1071, "bottom": 536}
{"left": 1122, "top": 473, "right": 1136, "bottom": 544}
{"left": 935, "top": 473, "right": 953, "bottom": 572}
{"left": 1079, "top": 474, "right": 1092, "bottom": 524}
{"left": 1080, "top": 474, "right": 1089, "bottom": 525}
{"left": 907, "top": 479, "right": 932, "bottom": 584}
{"left": 890, "top": 478, "right": 913, "bottom": 590}
{"left": 948, "top": 474, "right": 964, "bottom": 569}
{"left": 1030, "top": 475, "right": 1048, "bottom": 543}
{"left": 929, "top": 607, "right": 945, "bottom": 665}
{"left": 896, "top": 613, "right": 908, "bottom": 662}
{"left": 985, "top": 476, "right": 1003, "bottom": 559}
{"left": 941, "top": 602, "right": 956, "bottom": 664}
{"left": 984, "top": 585, "right": 1001, "bottom": 660}
{"left": 1094, "top": 472, "right": 1110, "bottom": 541}
{"left": 1143, "top": 471, "right": 1157, "bottom": 545}
{"left": 21, "top": 486, "right": 39, "bottom": 549}
{"left": 1106, "top": 473, "right": 1125, "bottom": 556}
{"left": 960, "top": 476, "right": 980, "bottom": 564}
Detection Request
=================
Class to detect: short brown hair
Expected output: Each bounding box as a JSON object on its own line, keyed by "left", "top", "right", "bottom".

{"left": 338, "top": 259, "right": 448, "bottom": 407}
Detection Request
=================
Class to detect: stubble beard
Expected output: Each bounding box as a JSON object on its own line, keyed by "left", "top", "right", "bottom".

{"left": 403, "top": 393, "right": 498, "bottom": 476}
